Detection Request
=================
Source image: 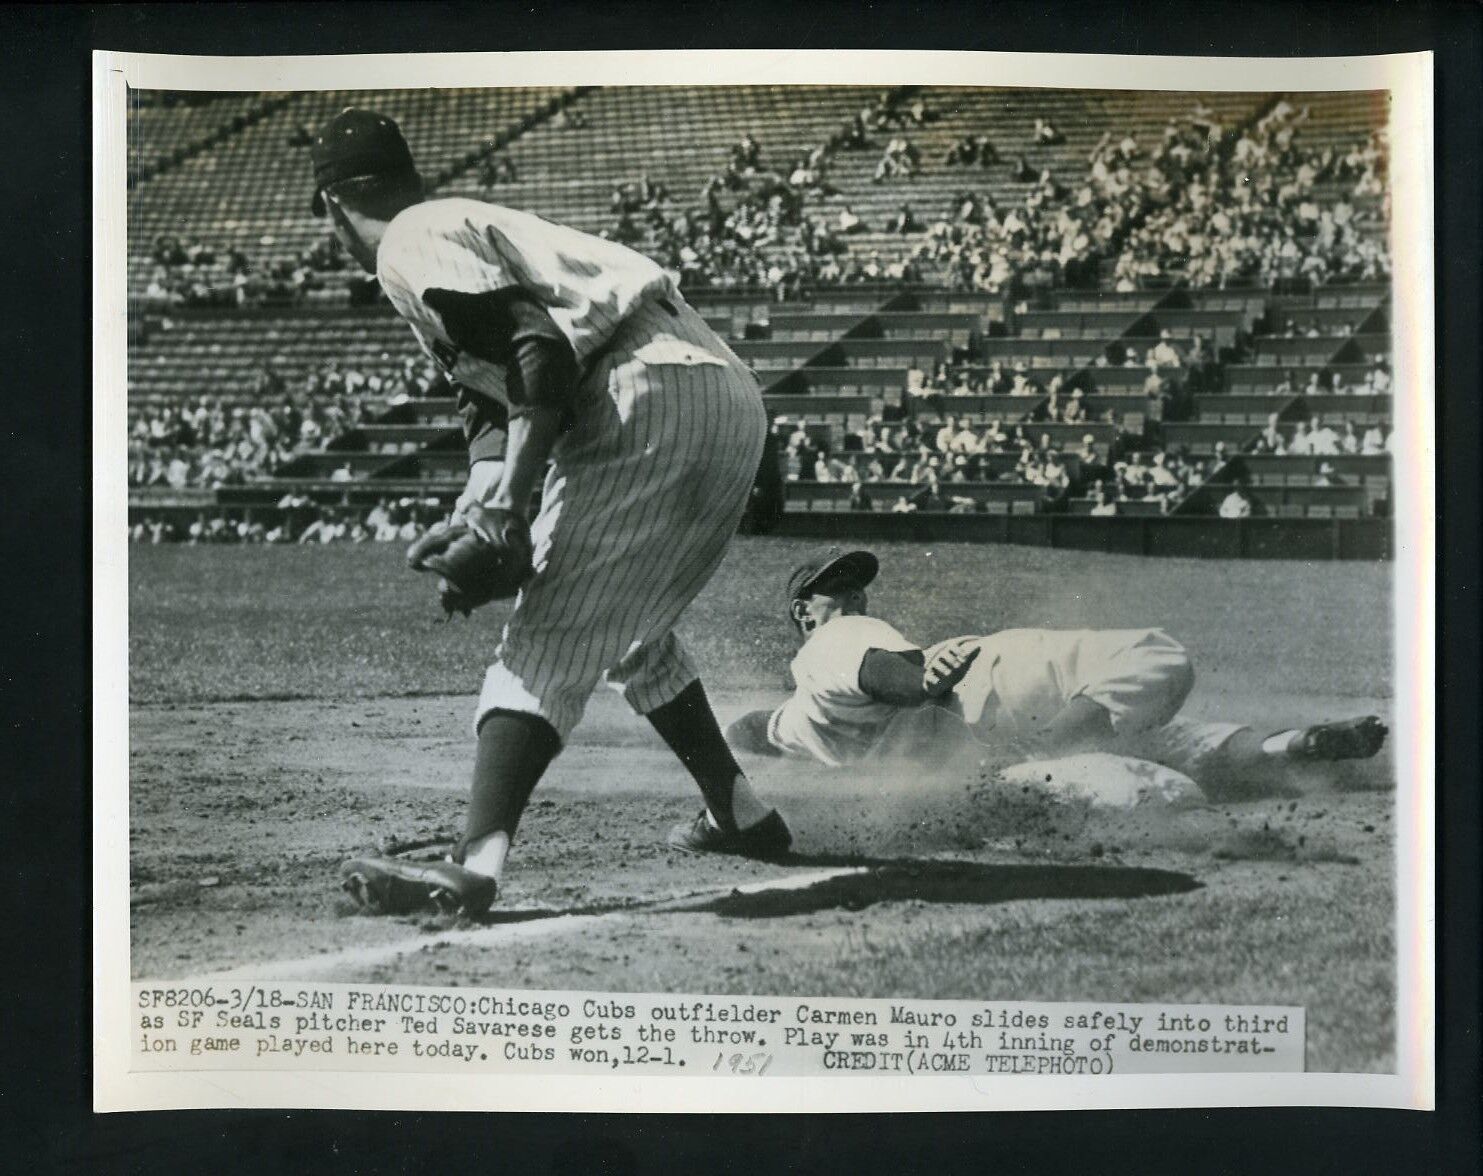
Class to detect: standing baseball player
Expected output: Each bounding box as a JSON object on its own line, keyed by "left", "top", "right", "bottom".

{"left": 727, "top": 549, "right": 1387, "bottom": 788}
{"left": 310, "top": 109, "right": 791, "bottom": 916}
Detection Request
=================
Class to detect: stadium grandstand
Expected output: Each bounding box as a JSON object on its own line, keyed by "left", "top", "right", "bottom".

{"left": 125, "top": 85, "right": 1393, "bottom": 558}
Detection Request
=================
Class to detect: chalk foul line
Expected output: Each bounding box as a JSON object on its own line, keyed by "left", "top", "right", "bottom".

{"left": 183, "top": 867, "right": 866, "bottom": 984}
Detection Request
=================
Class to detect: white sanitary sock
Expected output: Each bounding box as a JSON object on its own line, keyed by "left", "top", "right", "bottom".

{"left": 712, "top": 774, "right": 771, "bottom": 831}
{"left": 461, "top": 830, "right": 511, "bottom": 880}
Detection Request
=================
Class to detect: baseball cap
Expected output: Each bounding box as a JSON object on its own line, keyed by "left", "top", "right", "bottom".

{"left": 310, "top": 108, "right": 418, "bottom": 215}
{"left": 786, "top": 549, "right": 879, "bottom": 605}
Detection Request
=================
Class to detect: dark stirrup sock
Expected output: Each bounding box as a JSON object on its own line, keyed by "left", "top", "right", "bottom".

{"left": 457, "top": 709, "right": 562, "bottom": 859}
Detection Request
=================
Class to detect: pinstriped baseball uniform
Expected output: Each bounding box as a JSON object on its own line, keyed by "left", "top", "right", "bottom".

{"left": 377, "top": 198, "right": 766, "bottom": 741}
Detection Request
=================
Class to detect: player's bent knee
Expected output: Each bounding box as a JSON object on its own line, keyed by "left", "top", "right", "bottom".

{"left": 726, "top": 710, "right": 781, "bottom": 757}
{"left": 1168, "top": 652, "right": 1196, "bottom": 704}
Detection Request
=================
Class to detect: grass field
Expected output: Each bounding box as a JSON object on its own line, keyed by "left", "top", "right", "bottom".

{"left": 128, "top": 538, "right": 1397, "bottom": 1071}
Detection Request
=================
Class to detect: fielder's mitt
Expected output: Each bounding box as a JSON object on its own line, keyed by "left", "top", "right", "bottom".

{"left": 406, "top": 507, "right": 533, "bottom": 617}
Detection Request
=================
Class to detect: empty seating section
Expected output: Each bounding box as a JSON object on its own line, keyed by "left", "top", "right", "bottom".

{"left": 128, "top": 91, "right": 280, "bottom": 182}
{"left": 440, "top": 85, "right": 888, "bottom": 238}
{"left": 129, "top": 309, "right": 412, "bottom": 400}
{"left": 125, "top": 86, "right": 1394, "bottom": 526}
{"left": 127, "top": 86, "right": 568, "bottom": 300}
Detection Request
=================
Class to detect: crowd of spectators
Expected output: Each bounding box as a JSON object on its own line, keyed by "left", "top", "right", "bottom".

{"left": 1247, "top": 411, "right": 1393, "bottom": 457}
{"left": 128, "top": 496, "right": 447, "bottom": 545}
{"left": 140, "top": 231, "right": 370, "bottom": 309}
{"left": 1262, "top": 363, "right": 1391, "bottom": 398}
{"left": 136, "top": 90, "right": 1390, "bottom": 314}
{"left": 1104, "top": 103, "right": 1390, "bottom": 291}
{"left": 126, "top": 354, "right": 449, "bottom": 490}
{"left": 883, "top": 100, "right": 1391, "bottom": 298}
{"left": 912, "top": 330, "right": 1218, "bottom": 416}
{"left": 771, "top": 410, "right": 1209, "bottom": 515}
{"left": 599, "top": 89, "right": 937, "bottom": 297}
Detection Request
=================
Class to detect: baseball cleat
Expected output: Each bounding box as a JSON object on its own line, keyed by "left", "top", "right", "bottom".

{"left": 340, "top": 856, "right": 497, "bottom": 916}
{"left": 1292, "top": 715, "right": 1388, "bottom": 761}
{"left": 666, "top": 809, "right": 793, "bottom": 859}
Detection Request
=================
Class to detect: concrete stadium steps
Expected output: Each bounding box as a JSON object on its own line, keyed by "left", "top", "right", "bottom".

{"left": 731, "top": 336, "right": 954, "bottom": 372}
{"left": 337, "top": 423, "right": 464, "bottom": 453}
{"left": 127, "top": 86, "right": 568, "bottom": 300}
{"left": 1250, "top": 335, "right": 1357, "bottom": 365}
{"left": 216, "top": 480, "right": 457, "bottom": 507}
{"left": 128, "top": 92, "right": 284, "bottom": 183}
{"left": 785, "top": 480, "right": 1046, "bottom": 513}
{"left": 1195, "top": 394, "right": 1391, "bottom": 425}
{"left": 1282, "top": 91, "right": 1389, "bottom": 148}
{"left": 437, "top": 84, "right": 889, "bottom": 237}
{"left": 1265, "top": 304, "right": 1389, "bottom": 333}
{"left": 826, "top": 451, "right": 1041, "bottom": 478}
{"left": 1221, "top": 448, "right": 1393, "bottom": 517}
{"left": 1226, "top": 362, "right": 1380, "bottom": 393}
{"left": 765, "top": 367, "right": 912, "bottom": 396}
{"left": 128, "top": 310, "right": 417, "bottom": 398}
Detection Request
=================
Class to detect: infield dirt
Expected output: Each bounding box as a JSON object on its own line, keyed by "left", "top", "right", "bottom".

{"left": 126, "top": 538, "right": 1396, "bottom": 1071}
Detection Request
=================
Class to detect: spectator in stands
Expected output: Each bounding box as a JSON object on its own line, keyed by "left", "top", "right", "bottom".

{"left": 1218, "top": 481, "right": 1254, "bottom": 519}
{"left": 872, "top": 137, "right": 919, "bottom": 182}
{"left": 837, "top": 205, "right": 865, "bottom": 234}
{"left": 480, "top": 155, "right": 519, "bottom": 187}
{"left": 1147, "top": 329, "right": 1182, "bottom": 369}
{"left": 1121, "top": 453, "right": 1153, "bottom": 499}
{"left": 1251, "top": 412, "right": 1285, "bottom": 454}
{"left": 908, "top": 449, "right": 940, "bottom": 485}
{"left": 731, "top": 133, "right": 762, "bottom": 171}
{"left": 1313, "top": 462, "right": 1340, "bottom": 488}
{"left": 1033, "top": 380, "right": 1066, "bottom": 423}
{"left": 1361, "top": 420, "right": 1386, "bottom": 455}
{"left": 946, "top": 417, "right": 981, "bottom": 455}
{"left": 1033, "top": 117, "right": 1064, "bottom": 146}
{"left": 1307, "top": 412, "right": 1340, "bottom": 455}
{"left": 1088, "top": 481, "right": 1117, "bottom": 516}
{"left": 885, "top": 203, "right": 921, "bottom": 234}
{"left": 847, "top": 482, "right": 875, "bottom": 512}
{"left": 933, "top": 416, "right": 961, "bottom": 455}
{"left": 1147, "top": 452, "right": 1182, "bottom": 502}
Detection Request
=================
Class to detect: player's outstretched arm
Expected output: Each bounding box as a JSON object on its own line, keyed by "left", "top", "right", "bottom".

{"left": 858, "top": 646, "right": 976, "bottom": 708}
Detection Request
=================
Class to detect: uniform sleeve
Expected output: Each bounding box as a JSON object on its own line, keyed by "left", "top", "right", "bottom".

{"left": 456, "top": 385, "right": 508, "bottom": 464}
{"left": 377, "top": 217, "right": 515, "bottom": 308}
{"left": 795, "top": 616, "right": 919, "bottom": 701}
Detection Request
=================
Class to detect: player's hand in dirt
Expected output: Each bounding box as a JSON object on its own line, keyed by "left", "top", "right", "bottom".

{"left": 922, "top": 638, "right": 981, "bottom": 698}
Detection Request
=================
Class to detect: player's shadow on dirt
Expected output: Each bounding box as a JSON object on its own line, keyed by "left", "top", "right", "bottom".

{"left": 698, "top": 857, "right": 1201, "bottom": 919}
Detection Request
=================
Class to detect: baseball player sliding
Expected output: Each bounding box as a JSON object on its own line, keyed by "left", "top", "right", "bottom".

{"left": 727, "top": 549, "right": 1388, "bottom": 790}
{"left": 311, "top": 109, "right": 790, "bottom": 917}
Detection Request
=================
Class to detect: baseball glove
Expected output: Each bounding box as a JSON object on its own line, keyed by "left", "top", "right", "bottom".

{"left": 922, "top": 637, "right": 981, "bottom": 698}
{"left": 406, "top": 506, "right": 533, "bottom": 618}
